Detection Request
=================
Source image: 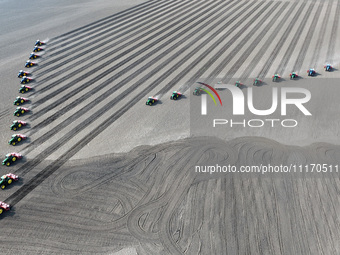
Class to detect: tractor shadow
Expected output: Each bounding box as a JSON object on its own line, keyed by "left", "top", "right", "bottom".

{"left": 170, "top": 95, "right": 187, "bottom": 101}
{"left": 307, "top": 72, "right": 321, "bottom": 77}
{"left": 14, "top": 101, "right": 31, "bottom": 107}
{"left": 290, "top": 75, "right": 303, "bottom": 80}
{"left": 253, "top": 81, "right": 268, "bottom": 87}
{"left": 146, "top": 101, "right": 162, "bottom": 106}
{"left": 237, "top": 84, "right": 248, "bottom": 90}
{"left": 3, "top": 159, "right": 23, "bottom": 168}
{"left": 18, "top": 89, "right": 35, "bottom": 96}
{"left": 14, "top": 156, "right": 28, "bottom": 166}
{"left": 21, "top": 79, "right": 36, "bottom": 85}
{"left": 326, "top": 67, "right": 337, "bottom": 72}
{"left": 272, "top": 77, "right": 285, "bottom": 83}
{"left": 0, "top": 208, "right": 16, "bottom": 219}
{"left": 18, "top": 111, "right": 33, "bottom": 118}
{"left": 30, "top": 55, "right": 42, "bottom": 60}
{"left": 25, "top": 64, "right": 39, "bottom": 69}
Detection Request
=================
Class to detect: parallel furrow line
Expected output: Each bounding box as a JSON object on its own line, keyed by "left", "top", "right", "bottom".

{"left": 239, "top": 2, "right": 296, "bottom": 81}
{"left": 34, "top": 0, "right": 194, "bottom": 81}
{"left": 155, "top": 2, "right": 268, "bottom": 93}
{"left": 204, "top": 1, "right": 276, "bottom": 84}
{"left": 38, "top": 0, "right": 185, "bottom": 69}
{"left": 47, "top": 0, "right": 180, "bottom": 53}
{"left": 30, "top": 0, "right": 210, "bottom": 98}
{"left": 275, "top": 3, "right": 314, "bottom": 75}
{"left": 28, "top": 0, "right": 230, "bottom": 119}
{"left": 25, "top": 0, "right": 240, "bottom": 140}
{"left": 326, "top": 0, "right": 340, "bottom": 63}
{"left": 49, "top": 0, "right": 165, "bottom": 44}
{"left": 292, "top": 1, "right": 323, "bottom": 73}
{"left": 309, "top": 0, "right": 333, "bottom": 67}
{"left": 221, "top": 2, "right": 289, "bottom": 82}
{"left": 257, "top": 1, "right": 307, "bottom": 78}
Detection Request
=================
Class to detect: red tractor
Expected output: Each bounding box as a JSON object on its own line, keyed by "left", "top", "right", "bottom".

{"left": 0, "top": 201, "right": 10, "bottom": 215}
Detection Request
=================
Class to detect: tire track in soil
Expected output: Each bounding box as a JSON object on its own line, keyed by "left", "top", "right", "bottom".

{"left": 309, "top": 0, "right": 333, "bottom": 67}
{"left": 257, "top": 1, "right": 308, "bottom": 79}
{"left": 326, "top": 0, "right": 340, "bottom": 63}
{"left": 275, "top": 2, "right": 314, "bottom": 75}
{"left": 158, "top": 149, "right": 205, "bottom": 254}
{"left": 2, "top": 138, "right": 340, "bottom": 253}
{"left": 0, "top": 108, "right": 10, "bottom": 119}
{"left": 292, "top": 1, "right": 323, "bottom": 73}
{"left": 203, "top": 1, "right": 276, "bottom": 84}
{"left": 219, "top": 2, "right": 288, "bottom": 83}
{"left": 127, "top": 147, "right": 196, "bottom": 243}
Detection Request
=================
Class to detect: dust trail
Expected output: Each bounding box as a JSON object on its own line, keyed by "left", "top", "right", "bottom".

{"left": 176, "top": 83, "right": 192, "bottom": 94}
{"left": 154, "top": 93, "right": 163, "bottom": 100}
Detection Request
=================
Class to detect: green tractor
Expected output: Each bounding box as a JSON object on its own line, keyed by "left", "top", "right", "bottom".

{"left": 0, "top": 173, "right": 19, "bottom": 190}
{"left": 2, "top": 152, "right": 22, "bottom": 167}
{"left": 290, "top": 72, "right": 299, "bottom": 79}
{"left": 8, "top": 134, "right": 27, "bottom": 146}
{"left": 146, "top": 96, "right": 159, "bottom": 106}
{"left": 235, "top": 81, "right": 243, "bottom": 88}
{"left": 272, "top": 74, "right": 281, "bottom": 82}
{"left": 170, "top": 91, "right": 182, "bottom": 100}
{"left": 193, "top": 87, "right": 203, "bottom": 95}
{"left": 253, "top": 78, "right": 262, "bottom": 86}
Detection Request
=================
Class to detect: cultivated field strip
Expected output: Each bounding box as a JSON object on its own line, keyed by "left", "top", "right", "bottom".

{"left": 292, "top": 1, "right": 323, "bottom": 73}
{"left": 155, "top": 0, "right": 265, "bottom": 94}
{"left": 309, "top": 0, "right": 333, "bottom": 67}
{"left": 190, "top": 1, "right": 276, "bottom": 85}
{"left": 44, "top": 0, "right": 182, "bottom": 60}
{"left": 257, "top": 1, "right": 308, "bottom": 78}
{"left": 209, "top": 1, "right": 285, "bottom": 83}
{"left": 34, "top": 0, "right": 190, "bottom": 76}
{"left": 275, "top": 2, "right": 314, "bottom": 75}
{"left": 47, "top": 0, "right": 163, "bottom": 45}
{"left": 220, "top": 1, "right": 290, "bottom": 83}
{"left": 326, "top": 0, "right": 340, "bottom": 63}
{"left": 29, "top": 0, "right": 221, "bottom": 100}
{"left": 238, "top": 1, "right": 297, "bottom": 81}
{"left": 1, "top": 0, "right": 339, "bottom": 250}
{"left": 2, "top": 137, "right": 340, "bottom": 254}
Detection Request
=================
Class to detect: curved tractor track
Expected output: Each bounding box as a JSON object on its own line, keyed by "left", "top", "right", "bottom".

{"left": 1, "top": 0, "right": 340, "bottom": 254}
{"left": 2, "top": 137, "right": 340, "bottom": 254}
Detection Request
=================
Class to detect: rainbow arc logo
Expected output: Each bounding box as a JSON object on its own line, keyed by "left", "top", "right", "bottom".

{"left": 197, "top": 82, "right": 223, "bottom": 106}
{"left": 197, "top": 82, "right": 223, "bottom": 115}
